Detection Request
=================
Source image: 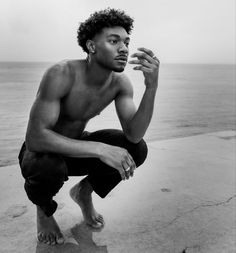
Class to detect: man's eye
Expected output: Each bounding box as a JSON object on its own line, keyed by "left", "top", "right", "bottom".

{"left": 110, "top": 40, "right": 118, "bottom": 44}
{"left": 125, "top": 42, "right": 129, "bottom": 47}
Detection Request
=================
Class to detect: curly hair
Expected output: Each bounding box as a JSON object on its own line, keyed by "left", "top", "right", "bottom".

{"left": 77, "top": 8, "right": 134, "bottom": 53}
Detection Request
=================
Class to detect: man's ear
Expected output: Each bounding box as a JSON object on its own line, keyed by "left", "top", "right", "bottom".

{"left": 86, "top": 40, "right": 96, "bottom": 54}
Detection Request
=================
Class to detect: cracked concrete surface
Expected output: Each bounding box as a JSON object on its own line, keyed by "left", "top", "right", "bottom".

{"left": 0, "top": 131, "right": 235, "bottom": 253}
{"left": 161, "top": 194, "right": 236, "bottom": 230}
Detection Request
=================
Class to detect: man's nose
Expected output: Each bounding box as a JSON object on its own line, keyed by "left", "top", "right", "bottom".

{"left": 118, "top": 42, "right": 128, "bottom": 53}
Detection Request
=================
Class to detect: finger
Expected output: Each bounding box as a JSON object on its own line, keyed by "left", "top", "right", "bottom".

{"left": 128, "top": 59, "right": 141, "bottom": 64}
{"left": 125, "top": 169, "right": 130, "bottom": 180}
{"left": 128, "top": 163, "right": 134, "bottom": 177}
{"left": 152, "top": 55, "right": 160, "bottom": 64}
{"left": 138, "top": 47, "right": 159, "bottom": 64}
{"left": 127, "top": 154, "right": 136, "bottom": 177}
{"left": 137, "top": 47, "right": 154, "bottom": 57}
{"left": 122, "top": 161, "right": 131, "bottom": 180}
{"left": 131, "top": 52, "right": 153, "bottom": 62}
{"left": 119, "top": 167, "right": 126, "bottom": 180}
{"left": 130, "top": 169, "right": 135, "bottom": 177}
{"left": 133, "top": 66, "right": 153, "bottom": 73}
{"left": 128, "top": 153, "right": 136, "bottom": 169}
{"left": 131, "top": 50, "right": 159, "bottom": 66}
{"left": 129, "top": 59, "right": 153, "bottom": 68}
{"left": 123, "top": 155, "right": 133, "bottom": 178}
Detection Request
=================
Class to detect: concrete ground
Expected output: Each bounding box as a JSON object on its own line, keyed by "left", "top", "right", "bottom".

{"left": 0, "top": 131, "right": 235, "bottom": 253}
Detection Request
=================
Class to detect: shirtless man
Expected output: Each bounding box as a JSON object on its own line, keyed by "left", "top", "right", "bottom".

{"left": 18, "top": 8, "right": 160, "bottom": 245}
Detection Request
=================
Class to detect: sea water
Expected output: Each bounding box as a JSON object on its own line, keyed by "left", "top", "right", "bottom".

{"left": 0, "top": 62, "right": 235, "bottom": 167}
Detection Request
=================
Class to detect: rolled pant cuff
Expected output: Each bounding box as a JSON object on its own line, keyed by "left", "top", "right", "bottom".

{"left": 87, "top": 175, "right": 120, "bottom": 199}
{"left": 40, "top": 200, "right": 58, "bottom": 217}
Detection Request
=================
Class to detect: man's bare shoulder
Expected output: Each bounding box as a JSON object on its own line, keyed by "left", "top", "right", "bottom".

{"left": 38, "top": 60, "right": 78, "bottom": 98}
{"left": 44, "top": 60, "right": 74, "bottom": 84}
{"left": 112, "top": 72, "right": 133, "bottom": 96}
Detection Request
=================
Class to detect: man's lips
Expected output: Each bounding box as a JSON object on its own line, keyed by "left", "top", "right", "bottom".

{"left": 115, "top": 56, "right": 128, "bottom": 62}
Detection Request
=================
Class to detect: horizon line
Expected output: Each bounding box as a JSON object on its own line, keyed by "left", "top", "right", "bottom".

{"left": 0, "top": 60, "right": 235, "bottom": 65}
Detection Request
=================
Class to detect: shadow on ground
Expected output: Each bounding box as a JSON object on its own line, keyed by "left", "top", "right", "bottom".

{"left": 36, "top": 221, "right": 108, "bottom": 253}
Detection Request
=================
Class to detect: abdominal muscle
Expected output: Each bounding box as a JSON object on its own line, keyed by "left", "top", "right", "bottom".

{"left": 53, "top": 118, "right": 88, "bottom": 140}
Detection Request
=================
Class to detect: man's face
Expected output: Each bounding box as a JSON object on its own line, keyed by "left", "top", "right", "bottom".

{"left": 92, "top": 26, "right": 130, "bottom": 72}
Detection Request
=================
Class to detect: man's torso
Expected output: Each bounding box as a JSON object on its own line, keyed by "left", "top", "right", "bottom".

{"left": 40, "top": 60, "right": 120, "bottom": 139}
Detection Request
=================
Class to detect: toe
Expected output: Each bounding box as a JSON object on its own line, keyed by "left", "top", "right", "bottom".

{"left": 37, "top": 232, "right": 43, "bottom": 242}
{"left": 98, "top": 214, "right": 103, "bottom": 219}
{"left": 40, "top": 234, "right": 48, "bottom": 244}
{"left": 48, "top": 233, "right": 56, "bottom": 245}
{"left": 56, "top": 235, "right": 65, "bottom": 245}
{"left": 46, "top": 235, "right": 52, "bottom": 245}
{"left": 96, "top": 218, "right": 104, "bottom": 225}
{"left": 37, "top": 233, "right": 46, "bottom": 243}
{"left": 44, "top": 237, "right": 50, "bottom": 245}
{"left": 96, "top": 215, "right": 105, "bottom": 225}
{"left": 51, "top": 240, "right": 56, "bottom": 246}
{"left": 99, "top": 215, "right": 104, "bottom": 221}
{"left": 90, "top": 221, "right": 103, "bottom": 229}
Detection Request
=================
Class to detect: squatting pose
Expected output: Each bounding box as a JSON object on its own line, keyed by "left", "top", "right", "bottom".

{"left": 18, "top": 8, "right": 160, "bottom": 245}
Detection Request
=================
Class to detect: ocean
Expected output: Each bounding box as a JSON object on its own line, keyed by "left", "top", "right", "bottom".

{"left": 0, "top": 62, "right": 235, "bottom": 167}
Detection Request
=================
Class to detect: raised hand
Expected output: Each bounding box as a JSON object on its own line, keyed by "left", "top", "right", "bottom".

{"left": 129, "top": 47, "right": 160, "bottom": 89}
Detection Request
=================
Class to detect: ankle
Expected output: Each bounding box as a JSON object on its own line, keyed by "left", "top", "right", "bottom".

{"left": 79, "top": 178, "right": 93, "bottom": 195}
{"left": 37, "top": 206, "right": 49, "bottom": 219}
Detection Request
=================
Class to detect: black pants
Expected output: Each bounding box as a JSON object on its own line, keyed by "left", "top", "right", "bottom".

{"left": 18, "top": 129, "right": 148, "bottom": 217}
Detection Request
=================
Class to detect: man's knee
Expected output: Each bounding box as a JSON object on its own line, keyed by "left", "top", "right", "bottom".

{"left": 21, "top": 151, "right": 68, "bottom": 183}
{"left": 22, "top": 152, "right": 68, "bottom": 209}
{"left": 129, "top": 139, "right": 148, "bottom": 167}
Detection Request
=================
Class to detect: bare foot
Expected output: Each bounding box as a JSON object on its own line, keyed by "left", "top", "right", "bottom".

{"left": 37, "top": 206, "right": 65, "bottom": 245}
{"left": 70, "top": 179, "right": 105, "bottom": 229}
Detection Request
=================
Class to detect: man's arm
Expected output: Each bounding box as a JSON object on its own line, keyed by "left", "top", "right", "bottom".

{"left": 115, "top": 48, "right": 160, "bottom": 143}
{"left": 26, "top": 63, "right": 103, "bottom": 158}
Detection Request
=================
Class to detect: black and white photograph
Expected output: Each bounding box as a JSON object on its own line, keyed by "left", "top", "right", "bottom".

{"left": 0, "top": 0, "right": 235, "bottom": 252}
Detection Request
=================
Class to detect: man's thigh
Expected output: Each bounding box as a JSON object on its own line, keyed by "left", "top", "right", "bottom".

{"left": 82, "top": 129, "right": 148, "bottom": 166}
{"left": 64, "top": 129, "right": 148, "bottom": 176}
{"left": 64, "top": 129, "right": 126, "bottom": 176}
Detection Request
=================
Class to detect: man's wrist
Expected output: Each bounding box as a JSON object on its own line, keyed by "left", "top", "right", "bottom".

{"left": 96, "top": 142, "right": 107, "bottom": 160}
{"left": 145, "top": 85, "right": 158, "bottom": 91}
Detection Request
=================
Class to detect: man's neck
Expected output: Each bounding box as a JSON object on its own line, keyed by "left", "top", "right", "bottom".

{"left": 85, "top": 57, "right": 113, "bottom": 88}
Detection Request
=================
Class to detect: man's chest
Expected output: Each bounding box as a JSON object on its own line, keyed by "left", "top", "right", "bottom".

{"left": 61, "top": 84, "right": 118, "bottom": 121}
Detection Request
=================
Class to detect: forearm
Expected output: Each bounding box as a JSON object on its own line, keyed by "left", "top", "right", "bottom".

{"left": 26, "top": 128, "right": 104, "bottom": 158}
{"left": 126, "top": 86, "right": 157, "bottom": 142}
{"left": 126, "top": 46, "right": 160, "bottom": 143}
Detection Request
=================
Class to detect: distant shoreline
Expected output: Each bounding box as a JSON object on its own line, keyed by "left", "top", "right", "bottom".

{"left": 0, "top": 61, "right": 235, "bottom": 66}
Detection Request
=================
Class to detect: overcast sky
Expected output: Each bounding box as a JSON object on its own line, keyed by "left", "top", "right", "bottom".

{"left": 0, "top": 0, "right": 235, "bottom": 63}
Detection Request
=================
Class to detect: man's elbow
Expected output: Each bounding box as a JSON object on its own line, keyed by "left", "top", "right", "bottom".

{"left": 25, "top": 137, "right": 38, "bottom": 152}
{"left": 25, "top": 133, "right": 44, "bottom": 152}
{"left": 125, "top": 132, "right": 143, "bottom": 144}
